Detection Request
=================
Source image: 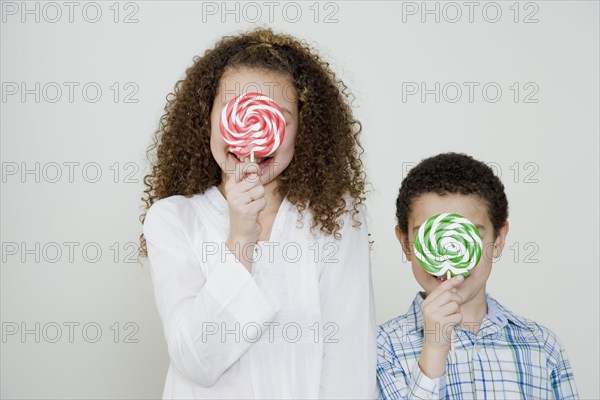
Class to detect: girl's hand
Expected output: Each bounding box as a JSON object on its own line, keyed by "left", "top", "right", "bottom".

{"left": 418, "top": 275, "right": 464, "bottom": 378}
{"left": 223, "top": 161, "right": 266, "bottom": 271}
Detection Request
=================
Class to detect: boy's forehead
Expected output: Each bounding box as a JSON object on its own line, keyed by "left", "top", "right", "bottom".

{"left": 409, "top": 193, "right": 490, "bottom": 227}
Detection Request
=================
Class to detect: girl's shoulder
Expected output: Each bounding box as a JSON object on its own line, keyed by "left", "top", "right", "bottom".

{"left": 338, "top": 195, "right": 368, "bottom": 228}
{"left": 144, "top": 188, "right": 222, "bottom": 234}
{"left": 143, "top": 195, "right": 198, "bottom": 237}
{"left": 146, "top": 194, "right": 197, "bottom": 220}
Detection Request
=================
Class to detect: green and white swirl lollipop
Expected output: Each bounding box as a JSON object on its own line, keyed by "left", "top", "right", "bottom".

{"left": 414, "top": 213, "right": 482, "bottom": 278}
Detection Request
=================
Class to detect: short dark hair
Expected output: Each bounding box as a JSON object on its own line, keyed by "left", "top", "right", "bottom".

{"left": 395, "top": 152, "right": 509, "bottom": 236}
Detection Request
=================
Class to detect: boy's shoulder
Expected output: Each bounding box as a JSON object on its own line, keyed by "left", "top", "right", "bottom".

{"left": 377, "top": 293, "right": 567, "bottom": 358}
{"left": 485, "top": 295, "right": 567, "bottom": 357}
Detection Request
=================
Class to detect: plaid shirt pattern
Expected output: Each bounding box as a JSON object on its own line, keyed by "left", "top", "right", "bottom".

{"left": 377, "top": 292, "right": 578, "bottom": 399}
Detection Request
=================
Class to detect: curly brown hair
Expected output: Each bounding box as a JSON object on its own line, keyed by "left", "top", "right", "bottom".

{"left": 395, "top": 152, "right": 509, "bottom": 237}
{"left": 139, "top": 28, "right": 367, "bottom": 257}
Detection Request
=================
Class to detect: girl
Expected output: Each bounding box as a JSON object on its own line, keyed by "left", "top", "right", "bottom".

{"left": 140, "top": 28, "right": 376, "bottom": 399}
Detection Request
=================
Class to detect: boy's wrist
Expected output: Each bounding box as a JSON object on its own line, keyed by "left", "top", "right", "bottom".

{"left": 419, "top": 343, "right": 449, "bottom": 379}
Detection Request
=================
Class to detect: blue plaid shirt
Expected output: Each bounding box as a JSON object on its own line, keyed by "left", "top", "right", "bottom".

{"left": 377, "top": 292, "right": 578, "bottom": 399}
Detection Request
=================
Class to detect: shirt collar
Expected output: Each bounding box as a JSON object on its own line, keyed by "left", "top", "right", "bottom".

{"left": 407, "top": 292, "right": 426, "bottom": 334}
{"left": 406, "top": 291, "right": 530, "bottom": 335}
{"left": 485, "top": 293, "right": 531, "bottom": 329}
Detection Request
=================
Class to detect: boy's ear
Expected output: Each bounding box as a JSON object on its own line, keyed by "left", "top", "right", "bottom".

{"left": 395, "top": 225, "right": 413, "bottom": 261}
{"left": 492, "top": 220, "right": 510, "bottom": 258}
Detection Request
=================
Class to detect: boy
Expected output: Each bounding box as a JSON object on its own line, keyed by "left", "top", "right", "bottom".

{"left": 377, "top": 153, "right": 578, "bottom": 399}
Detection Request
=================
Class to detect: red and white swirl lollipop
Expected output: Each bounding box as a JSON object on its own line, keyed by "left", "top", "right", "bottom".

{"left": 220, "top": 92, "right": 286, "bottom": 162}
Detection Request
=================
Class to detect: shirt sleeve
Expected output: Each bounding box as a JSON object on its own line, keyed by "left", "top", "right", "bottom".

{"left": 546, "top": 331, "right": 579, "bottom": 400}
{"left": 376, "top": 329, "right": 446, "bottom": 400}
{"left": 408, "top": 363, "right": 446, "bottom": 400}
{"left": 317, "top": 204, "right": 377, "bottom": 399}
{"left": 143, "top": 198, "right": 280, "bottom": 387}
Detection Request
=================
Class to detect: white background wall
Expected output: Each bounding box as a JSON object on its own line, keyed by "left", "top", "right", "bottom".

{"left": 2, "top": 1, "right": 598, "bottom": 398}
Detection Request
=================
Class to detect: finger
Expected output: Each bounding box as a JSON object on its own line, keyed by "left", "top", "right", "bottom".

{"left": 427, "top": 275, "right": 465, "bottom": 302}
{"left": 252, "top": 184, "right": 265, "bottom": 198}
{"left": 428, "top": 290, "right": 452, "bottom": 307}
{"left": 234, "top": 176, "right": 263, "bottom": 195}
{"left": 438, "top": 301, "right": 461, "bottom": 317}
{"left": 221, "top": 166, "right": 235, "bottom": 193}
{"left": 246, "top": 197, "right": 267, "bottom": 214}
{"left": 447, "top": 276, "right": 466, "bottom": 296}
{"left": 431, "top": 290, "right": 463, "bottom": 307}
{"left": 448, "top": 292, "right": 463, "bottom": 305}
{"left": 238, "top": 171, "right": 261, "bottom": 185}
{"left": 226, "top": 183, "right": 263, "bottom": 210}
{"left": 244, "top": 188, "right": 257, "bottom": 204}
{"left": 235, "top": 162, "right": 260, "bottom": 183}
{"left": 446, "top": 311, "right": 463, "bottom": 326}
{"left": 246, "top": 185, "right": 265, "bottom": 204}
{"left": 227, "top": 163, "right": 262, "bottom": 190}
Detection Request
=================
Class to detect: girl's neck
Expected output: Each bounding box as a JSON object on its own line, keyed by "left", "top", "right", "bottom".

{"left": 256, "top": 180, "right": 284, "bottom": 243}
{"left": 262, "top": 179, "right": 284, "bottom": 214}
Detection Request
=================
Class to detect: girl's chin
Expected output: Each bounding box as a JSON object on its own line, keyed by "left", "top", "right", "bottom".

{"left": 219, "top": 154, "right": 282, "bottom": 184}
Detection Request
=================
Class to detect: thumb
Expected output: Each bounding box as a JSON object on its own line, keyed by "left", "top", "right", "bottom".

{"left": 448, "top": 274, "right": 465, "bottom": 289}
{"left": 438, "top": 274, "right": 465, "bottom": 291}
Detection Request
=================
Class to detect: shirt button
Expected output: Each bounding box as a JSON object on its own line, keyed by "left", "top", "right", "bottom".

{"left": 473, "top": 345, "right": 480, "bottom": 354}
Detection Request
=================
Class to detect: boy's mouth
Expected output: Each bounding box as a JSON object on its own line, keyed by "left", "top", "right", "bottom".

{"left": 433, "top": 274, "right": 461, "bottom": 283}
{"left": 431, "top": 274, "right": 471, "bottom": 283}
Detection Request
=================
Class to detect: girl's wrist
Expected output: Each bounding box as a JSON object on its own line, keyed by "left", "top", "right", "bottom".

{"left": 226, "top": 236, "right": 256, "bottom": 272}
{"left": 226, "top": 234, "right": 256, "bottom": 250}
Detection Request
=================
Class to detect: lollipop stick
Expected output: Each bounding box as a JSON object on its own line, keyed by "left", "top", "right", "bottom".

{"left": 448, "top": 270, "right": 455, "bottom": 363}
{"left": 250, "top": 151, "right": 255, "bottom": 163}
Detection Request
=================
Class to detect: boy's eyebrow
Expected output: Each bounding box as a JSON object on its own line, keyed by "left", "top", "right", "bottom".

{"left": 413, "top": 224, "right": 486, "bottom": 231}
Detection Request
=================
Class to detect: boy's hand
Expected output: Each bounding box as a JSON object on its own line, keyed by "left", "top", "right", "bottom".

{"left": 223, "top": 161, "right": 266, "bottom": 271}
{"left": 418, "top": 275, "right": 464, "bottom": 378}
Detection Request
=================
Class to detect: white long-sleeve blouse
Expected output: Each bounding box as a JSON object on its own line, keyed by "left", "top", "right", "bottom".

{"left": 143, "top": 186, "right": 377, "bottom": 399}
